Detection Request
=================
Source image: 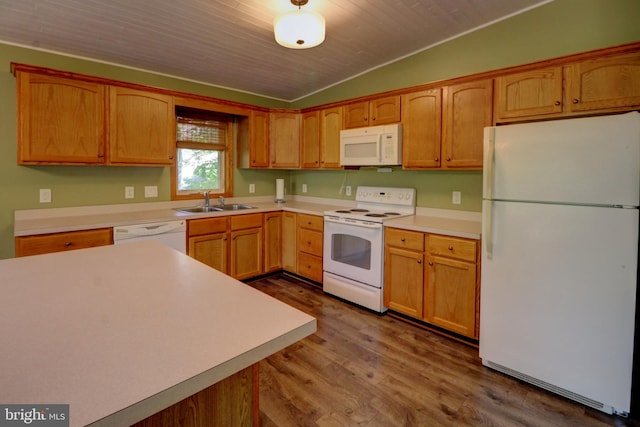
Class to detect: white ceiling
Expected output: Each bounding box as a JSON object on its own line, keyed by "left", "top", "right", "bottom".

{"left": 0, "top": 0, "right": 551, "bottom": 101}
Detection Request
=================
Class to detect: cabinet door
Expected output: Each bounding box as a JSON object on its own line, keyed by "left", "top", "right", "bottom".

{"left": 270, "top": 112, "right": 300, "bottom": 168}
{"left": 301, "top": 111, "right": 320, "bottom": 168}
{"left": 494, "top": 67, "right": 563, "bottom": 121}
{"left": 17, "top": 72, "right": 106, "bottom": 164}
{"left": 370, "top": 95, "right": 401, "bottom": 125}
{"left": 384, "top": 246, "right": 424, "bottom": 318}
{"left": 442, "top": 79, "right": 493, "bottom": 169}
{"left": 189, "top": 233, "right": 228, "bottom": 274}
{"left": 567, "top": 52, "right": 640, "bottom": 113}
{"left": 250, "top": 110, "right": 270, "bottom": 167}
{"left": 109, "top": 86, "right": 175, "bottom": 165}
{"left": 282, "top": 211, "right": 297, "bottom": 272}
{"left": 342, "top": 101, "right": 369, "bottom": 129}
{"left": 263, "top": 212, "right": 282, "bottom": 273}
{"left": 401, "top": 89, "right": 441, "bottom": 169}
{"left": 424, "top": 255, "right": 476, "bottom": 338}
{"left": 230, "top": 227, "right": 263, "bottom": 280}
{"left": 319, "top": 107, "right": 342, "bottom": 168}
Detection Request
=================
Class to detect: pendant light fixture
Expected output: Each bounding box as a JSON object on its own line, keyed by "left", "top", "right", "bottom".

{"left": 274, "top": 0, "right": 325, "bottom": 49}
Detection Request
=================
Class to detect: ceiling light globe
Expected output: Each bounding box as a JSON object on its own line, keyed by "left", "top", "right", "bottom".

{"left": 274, "top": 9, "right": 325, "bottom": 49}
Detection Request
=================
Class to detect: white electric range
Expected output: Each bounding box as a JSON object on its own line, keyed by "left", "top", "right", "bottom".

{"left": 323, "top": 186, "right": 416, "bottom": 312}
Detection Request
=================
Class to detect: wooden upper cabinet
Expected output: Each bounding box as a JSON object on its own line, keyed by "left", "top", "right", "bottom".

{"left": 401, "top": 89, "right": 442, "bottom": 169}
{"left": 342, "top": 95, "right": 401, "bottom": 129}
{"left": 494, "top": 67, "right": 563, "bottom": 121}
{"left": 301, "top": 110, "right": 321, "bottom": 168}
{"left": 319, "top": 107, "right": 342, "bottom": 168}
{"left": 442, "top": 79, "right": 493, "bottom": 169}
{"left": 249, "top": 110, "right": 270, "bottom": 168}
{"left": 566, "top": 52, "right": 640, "bottom": 113}
{"left": 16, "top": 72, "right": 106, "bottom": 164}
{"left": 269, "top": 111, "right": 300, "bottom": 168}
{"left": 108, "top": 86, "right": 175, "bottom": 165}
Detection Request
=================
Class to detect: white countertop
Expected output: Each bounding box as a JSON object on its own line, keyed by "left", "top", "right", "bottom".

{"left": 0, "top": 241, "right": 316, "bottom": 426}
{"left": 14, "top": 196, "right": 481, "bottom": 240}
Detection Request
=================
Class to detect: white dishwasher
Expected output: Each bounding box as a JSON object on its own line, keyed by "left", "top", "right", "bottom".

{"left": 113, "top": 220, "right": 187, "bottom": 253}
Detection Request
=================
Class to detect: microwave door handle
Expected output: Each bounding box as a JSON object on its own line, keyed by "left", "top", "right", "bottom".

{"left": 377, "top": 134, "right": 383, "bottom": 163}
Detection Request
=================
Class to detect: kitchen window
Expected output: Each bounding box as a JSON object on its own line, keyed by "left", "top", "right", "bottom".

{"left": 172, "top": 108, "right": 233, "bottom": 200}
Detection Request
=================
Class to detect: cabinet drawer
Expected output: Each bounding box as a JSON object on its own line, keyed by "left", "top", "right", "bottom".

{"left": 427, "top": 234, "right": 477, "bottom": 262}
{"left": 298, "top": 213, "right": 323, "bottom": 231}
{"left": 188, "top": 217, "right": 228, "bottom": 237}
{"left": 15, "top": 228, "right": 113, "bottom": 257}
{"left": 297, "top": 228, "right": 323, "bottom": 256}
{"left": 385, "top": 227, "right": 424, "bottom": 251}
{"left": 230, "top": 213, "right": 263, "bottom": 230}
{"left": 297, "top": 251, "right": 323, "bottom": 282}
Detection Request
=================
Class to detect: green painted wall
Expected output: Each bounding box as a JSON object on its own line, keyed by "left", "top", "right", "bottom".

{"left": 1, "top": 0, "right": 639, "bottom": 259}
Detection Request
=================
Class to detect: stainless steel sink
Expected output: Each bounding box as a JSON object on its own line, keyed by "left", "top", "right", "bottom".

{"left": 175, "top": 204, "right": 255, "bottom": 214}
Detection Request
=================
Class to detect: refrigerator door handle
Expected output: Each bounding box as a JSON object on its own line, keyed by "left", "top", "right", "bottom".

{"left": 483, "top": 127, "right": 496, "bottom": 259}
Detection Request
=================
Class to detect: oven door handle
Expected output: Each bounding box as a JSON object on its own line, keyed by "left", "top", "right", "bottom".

{"left": 324, "top": 216, "right": 383, "bottom": 229}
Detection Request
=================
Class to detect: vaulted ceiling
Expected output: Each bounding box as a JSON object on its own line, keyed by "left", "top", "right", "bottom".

{"left": 0, "top": 0, "right": 551, "bottom": 101}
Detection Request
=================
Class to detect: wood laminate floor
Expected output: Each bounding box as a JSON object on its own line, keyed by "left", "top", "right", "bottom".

{"left": 249, "top": 274, "right": 638, "bottom": 427}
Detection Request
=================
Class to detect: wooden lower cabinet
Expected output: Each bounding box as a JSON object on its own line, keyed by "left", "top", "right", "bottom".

{"left": 295, "top": 213, "right": 323, "bottom": 282}
{"left": 263, "top": 212, "right": 282, "bottom": 274}
{"left": 282, "top": 211, "right": 297, "bottom": 272}
{"left": 15, "top": 228, "right": 113, "bottom": 257}
{"left": 231, "top": 227, "right": 263, "bottom": 280}
{"left": 384, "top": 227, "right": 480, "bottom": 339}
{"left": 188, "top": 217, "right": 229, "bottom": 274}
{"left": 132, "top": 364, "right": 258, "bottom": 427}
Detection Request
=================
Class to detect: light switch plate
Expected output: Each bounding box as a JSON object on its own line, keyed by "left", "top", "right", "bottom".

{"left": 125, "top": 186, "right": 135, "bottom": 199}
{"left": 39, "top": 189, "right": 51, "bottom": 203}
{"left": 249, "top": 183, "right": 255, "bottom": 193}
{"left": 302, "top": 184, "right": 307, "bottom": 193}
{"left": 452, "top": 191, "right": 461, "bottom": 205}
{"left": 144, "top": 186, "right": 158, "bottom": 198}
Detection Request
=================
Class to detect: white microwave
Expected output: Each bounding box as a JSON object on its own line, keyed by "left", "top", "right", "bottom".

{"left": 340, "top": 124, "right": 402, "bottom": 166}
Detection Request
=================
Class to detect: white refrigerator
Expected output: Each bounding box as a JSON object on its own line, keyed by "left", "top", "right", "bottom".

{"left": 480, "top": 112, "right": 640, "bottom": 416}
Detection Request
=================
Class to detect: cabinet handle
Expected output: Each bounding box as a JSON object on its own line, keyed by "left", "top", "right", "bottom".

{"left": 429, "top": 261, "right": 433, "bottom": 266}
{"left": 554, "top": 101, "right": 561, "bottom": 106}
{"left": 64, "top": 242, "right": 72, "bottom": 247}
{"left": 435, "top": 157, "right": 439, "bottom": 162}
{"left": 400, "top": 237, "right": 405, "bottom": 242}
{"left": 446, "top": 157, "right": 451, "bottom": 161}
{"left": 417, "top": 259, "right": 422, "bottom": 264}
{"left": 448, "top": 245, "right": 454, "bottom": 251}
{"left": 572, "top": 99, "right": 580, "bottom": 104}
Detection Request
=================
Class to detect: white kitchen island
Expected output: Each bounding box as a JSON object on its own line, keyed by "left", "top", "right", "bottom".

{"left": 0, "top": 241, "right": 316, "bottom": 426}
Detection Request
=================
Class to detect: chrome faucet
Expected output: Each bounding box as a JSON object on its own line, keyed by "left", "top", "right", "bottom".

{"left": 203, "top": 191, "right": 210, "bottom": 208}
{"left": 218, "top": 196, "right": 225, "bottom": 206}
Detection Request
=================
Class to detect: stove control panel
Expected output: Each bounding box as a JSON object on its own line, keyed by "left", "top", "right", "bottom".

{"left": 356, "top": 186, "right": 416, "bottom": 206}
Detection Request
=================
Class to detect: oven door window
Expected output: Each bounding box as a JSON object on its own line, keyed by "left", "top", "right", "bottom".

{"left": 331, "top": 233, "right": 371, "bottom": 270}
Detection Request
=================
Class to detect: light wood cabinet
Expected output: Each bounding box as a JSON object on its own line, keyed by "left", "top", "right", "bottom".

{"left": 566, "top": 52, "right": 640, "bottom": 113}
{"left": 296, "top": 213, "right": 323, "bottom": 282}
{"left": 319, "top": 107, "right": 342, "bottom": 168}
{"left": 424, "top": 235, "right": 478, "bottom": 338}
{"left": 237, "top": 109, "right": 270, "bottom": 168}
{"left": 108, "top": 86, "right": 175, "bottom": 165}
{"left": 494, "top": 67, "right": 564, "bottom": 121}
{"left": 282, "top": 211, "right": 297, "bottom": 273}
{"left": 401, "top": 89, "right": 442, "bottom": 169}
{"left": 263, "top": 212, "right": 282, "bottom": 274}
{"left": 384, "top": 227, "right": 480, "bottom": 339}
{"left": 442, "top": 79, "right": 493, "bottom": 169}
{"left": 343, "top": 95, "right": 401, "bottom": 129}
{"left": 230, "top": 213, "right": 263, "bottom": 280}
{"left": 187, "top": 217, "right": 229, "bottom": 274}
{"left": 269, "top": 111, "right": 300, "bottom": 168}
{"left": 383, "top": 228, "right": 425, "bottom": 318}
{"left": 15, "top": 228, "right": 113, "bottom": 257}
{"left": 301, "top": 110, "right": 321, "bottom": 168}
{"left": 16, "top": 72, "right": 107, "bottom": 165}
{"left": 494, "top": 51, "right": 640, "bottom": 122}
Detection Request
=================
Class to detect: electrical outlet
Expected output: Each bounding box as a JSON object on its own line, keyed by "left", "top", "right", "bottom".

{"left": 345, "top": 186, "right": 352, "bottom": 196}
{"left": 452, "top": 191, "right": 461, "bottom": 205}
{"left": 249, "top": 183, "right": 255, "bottom": 193}
{"left": 144, "top": 186, "right": 158, "bottom": 198}
{"left": 125, "top": 186, "right": 135, "bottom": 199}
{"left": 302, "top": 183, "right": 307, "bottom": 193}
{"left": 39, "top": 189, "right": 52, "bottom": 203}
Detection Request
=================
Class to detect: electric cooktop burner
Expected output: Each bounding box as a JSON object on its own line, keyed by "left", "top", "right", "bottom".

{"left": 324, "top": 186, "right": 417, "bottom": 223}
